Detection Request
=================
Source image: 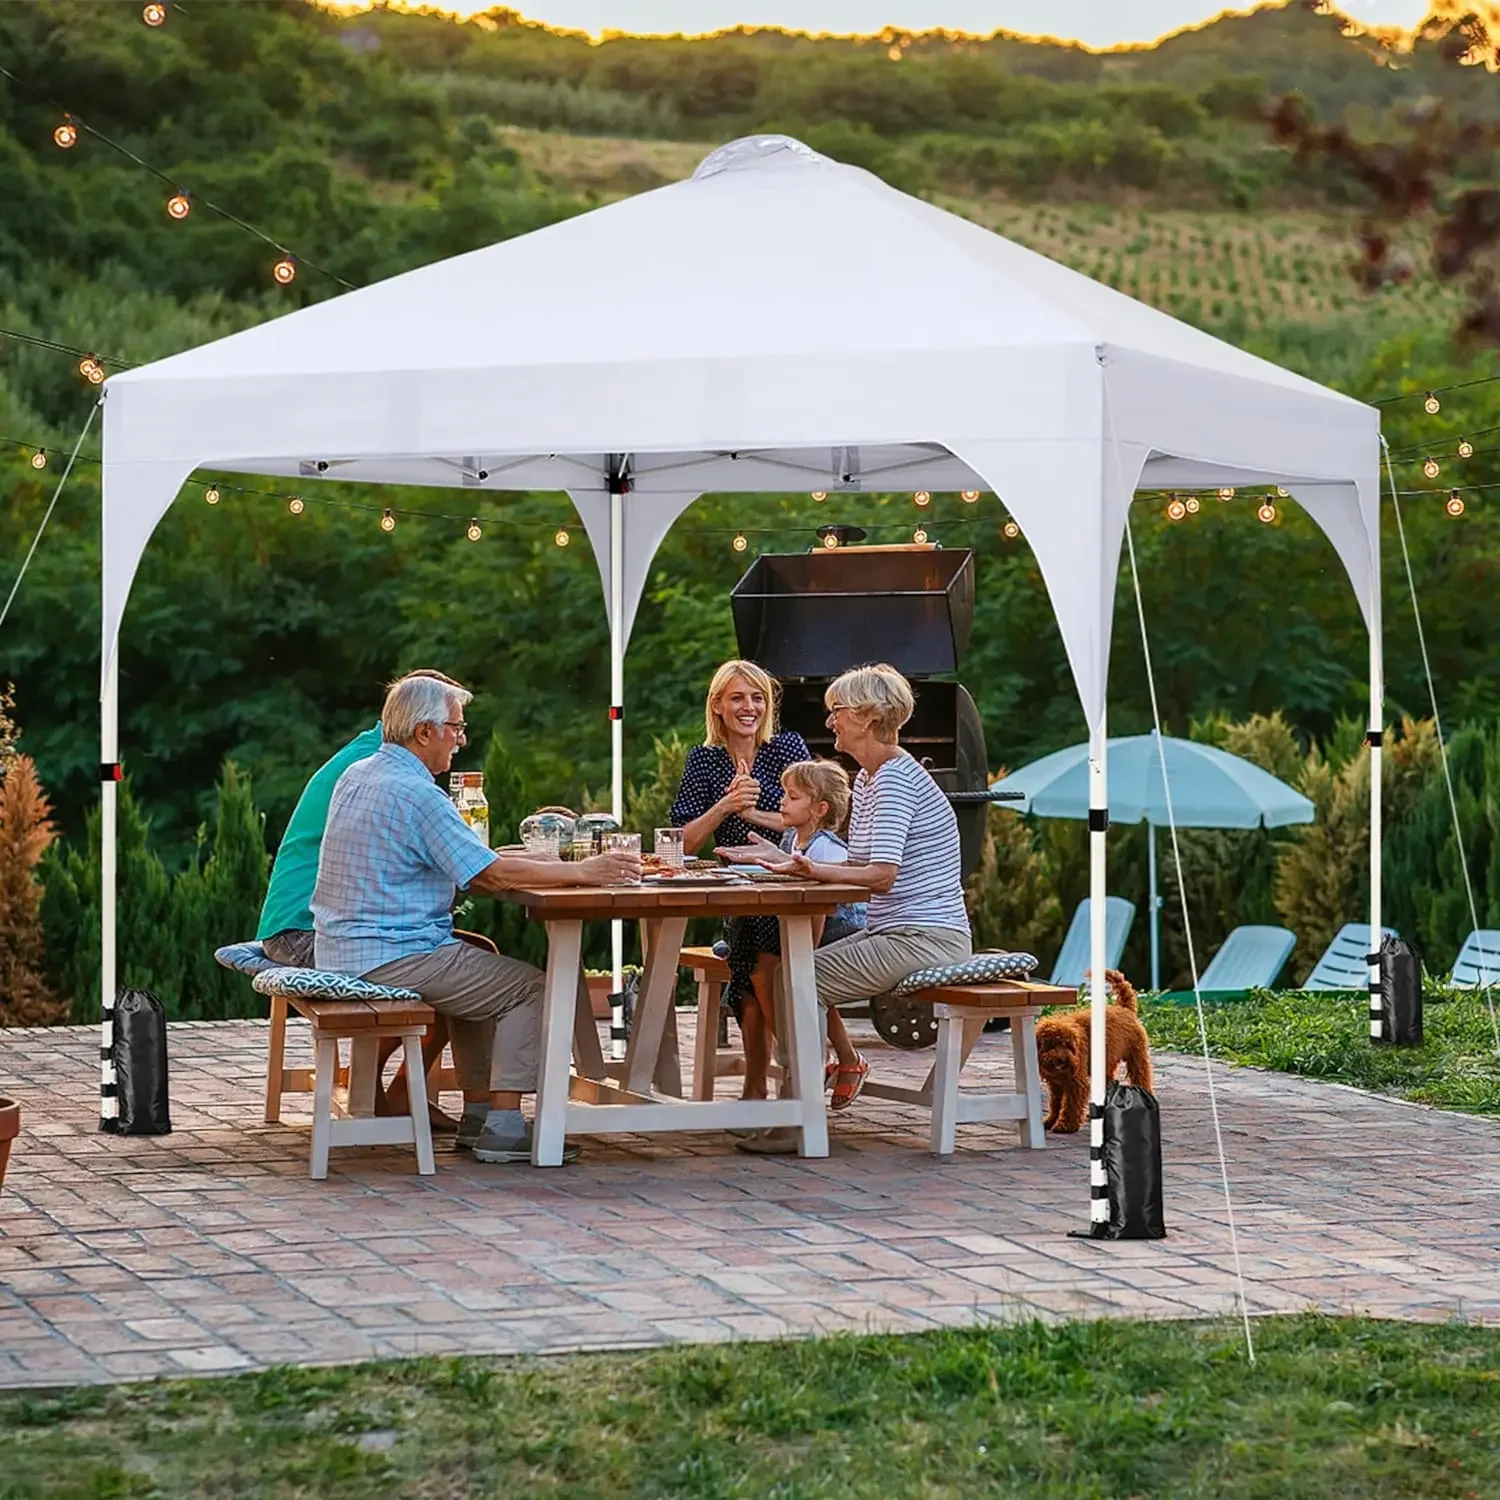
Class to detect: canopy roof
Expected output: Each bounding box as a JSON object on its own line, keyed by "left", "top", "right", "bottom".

{"left": 101, "top": 134, "right": 1382, "bottom": 727}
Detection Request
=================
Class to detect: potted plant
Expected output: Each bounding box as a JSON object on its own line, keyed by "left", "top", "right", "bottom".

{"left": 0, "top": 1096, "right": 19, "bottom": 1197}
{"left": 584, "top": 966, "right": 641, "bottom": 1019}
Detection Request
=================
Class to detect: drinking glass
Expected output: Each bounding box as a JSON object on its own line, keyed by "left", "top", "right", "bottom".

{"left": 654, "top": 826, "right": 685, "bottom": 869}
{"left": 522, "top": 830, "right": 560, "bottom": 859}
{"left": 605, "top": 831, "right": 642, "bottom": 883}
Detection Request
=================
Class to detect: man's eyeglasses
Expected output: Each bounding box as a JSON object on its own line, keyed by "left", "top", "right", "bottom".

{"left": 440, "top": 720, "right": 468, "bottom": 741}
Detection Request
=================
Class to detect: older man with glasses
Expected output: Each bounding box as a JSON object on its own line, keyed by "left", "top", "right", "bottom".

{"left": 312, "top": 673, "right": 639, "bottom": 1164}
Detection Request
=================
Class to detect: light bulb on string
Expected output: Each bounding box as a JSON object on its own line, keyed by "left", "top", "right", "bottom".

{"left": 913, "top": 528, "right": 929, "bottom": 544}
{"left": 29, "top": 450, "right": 46, "bottom": 470}
{"left": 1423, "top": 456, "right": 1440, "bottom": 479}
{"left": 1448, "top": 489, "right": 1465, "bottom": 517}
{"left": 142, "top": 2, "right": 166, "bottom": 24}
{"left": 960, "top": 490, "right": 979, "bottom": 503}
{"left": 466, "top": 518, "right": 482, "bottom": 542}
{"left": 1276, "top": 486, "right": 1289, "bottom": 498}
{"left": 554, "top": 527, "right": 570, "bottom": 547}
{"left": 272, "top": 255, "right": 297, "bottom": 286}
{"left": 1459, "top": 438, "right": 1474, "bottom": 458}
{"left": 810, "top": 490, "right": 827, "bottom": 502}
{"left": 1003, "top": 520, "right": 1020, "bottom": 539}
{"left": 380, "top": 508, "right": 396, "bottom": 533}
{"left": 1217, "top": 486, "right": 1235, "bottom": 500}
{"left": 913, "top": 490, "right": 931, "bottom": 508}
{"left": 822, "top": 531, "right": 840, "bottom": 549}
{"left": 204, "top": 485, "right": 220, "bottom": 505}
{"left": 78, "top": 354, "right": 103, "bottom": 384}
{"left": 1166, "top": 497, "right": 1187, "bottom": 521}
{"left": 732, "top": 532, "right": 748, "bottom": 552}
{"left": 287, "top": 495, "right": 304, "bottom": 515}
{"left": 1257, "top": 500, "right": 1277, "bottom": 523}
{"left": 166, "top": 191, "right": 190, "bottom": 220}
{"left": 1185, "top": 495, "right": 1200, "bottom": 514}
{"left": 53, "top": 118, "right": 78, "bottom": 150}
{"left": 1424, "top": 391, "right": 1441, "bottom": 414}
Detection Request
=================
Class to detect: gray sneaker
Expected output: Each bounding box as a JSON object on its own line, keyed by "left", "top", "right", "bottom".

{"left": 455, "top": 1107, "right": 489, "bottom": 1150}
{"left": 471, "top": 1123, "right": 580, "bottom": 1165}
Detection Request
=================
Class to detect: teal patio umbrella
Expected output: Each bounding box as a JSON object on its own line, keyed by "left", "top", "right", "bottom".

{"left": 992, "top": 732, "right": 1314, "bottom": 989}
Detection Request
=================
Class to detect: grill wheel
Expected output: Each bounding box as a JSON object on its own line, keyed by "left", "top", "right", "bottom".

{"left": 869, "top": 993, "right": 939, "bottom": 1051}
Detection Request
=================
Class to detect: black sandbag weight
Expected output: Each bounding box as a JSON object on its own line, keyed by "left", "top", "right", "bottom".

{"left": 104, "top": 988, "right": 172, "bottom": 1136}
{"left": 1097, "top": 1080, "right": 1166, "bottom": 1240}
{"left": 1374, "top": 935, "right": 1423, "bottom": 1047}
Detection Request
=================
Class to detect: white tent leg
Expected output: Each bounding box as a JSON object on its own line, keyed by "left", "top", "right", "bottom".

{"left": 1368, "top": 627, "right": 1383, "bottom": 1040}
{"left": 609, "top": 485, "right": 626, "bottom": 1061}
{"left": 1088, "top": 712, "right": 1109, "bottom": 1228}
{"left": 1148, "top": 822, "right": 1160, "bottom": 992}
{"left": 100, "top": 652, "right": 119, "bottom": 1129}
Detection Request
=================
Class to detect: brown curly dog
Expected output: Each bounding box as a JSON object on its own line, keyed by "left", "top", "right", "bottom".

{"left": 1034, "top": 969, "right": 1153, "bottom": 1134}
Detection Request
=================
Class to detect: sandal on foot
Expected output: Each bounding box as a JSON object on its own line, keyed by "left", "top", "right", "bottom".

{"left": 830, "top": 1054, "right": 869, "bottom": 1112}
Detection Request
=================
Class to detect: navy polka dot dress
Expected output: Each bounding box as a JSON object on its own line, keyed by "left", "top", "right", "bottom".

{"left": 670, "top": 731, "right": 810, "bottom": 1016}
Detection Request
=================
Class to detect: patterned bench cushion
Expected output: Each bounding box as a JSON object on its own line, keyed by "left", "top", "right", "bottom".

{"left": 213, "top": 941, "right": 278, "bottom": 976}
{"left": 250, "top": 967, "right": 423, "bottom": 1004}
{"left": 890, "top": 950, "right": 1040, "bottom": 996}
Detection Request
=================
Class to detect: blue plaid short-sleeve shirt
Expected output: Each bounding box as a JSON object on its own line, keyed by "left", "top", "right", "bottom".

{"left": 311, "top": 742, "right": 496, "bottom": 975}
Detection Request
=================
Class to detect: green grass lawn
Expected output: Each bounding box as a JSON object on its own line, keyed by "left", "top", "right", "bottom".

{"left": 3, "top": 1317, "right": 1499, "bottom": 1498}
{"left": 1142, "top": 988, "right": 1500, "bottom": 1116}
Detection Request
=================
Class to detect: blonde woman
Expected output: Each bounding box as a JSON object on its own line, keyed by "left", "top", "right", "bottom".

{"left": 724, "top": 663, "right": 971, "bottom": 1144}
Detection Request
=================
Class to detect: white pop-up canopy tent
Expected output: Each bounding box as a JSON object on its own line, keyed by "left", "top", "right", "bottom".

{"left": 100, "top": 135, "right": 1383, "bottom": 1219}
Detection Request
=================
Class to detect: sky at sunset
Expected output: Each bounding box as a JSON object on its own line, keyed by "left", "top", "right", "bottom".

{"left": 423, "top": 2, "right": 1432, "bottom": 46}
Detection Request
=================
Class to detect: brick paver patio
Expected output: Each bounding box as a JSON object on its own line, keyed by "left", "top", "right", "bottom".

{"left": 2, "top": 1013, "right": 1498, "bottom": 1388}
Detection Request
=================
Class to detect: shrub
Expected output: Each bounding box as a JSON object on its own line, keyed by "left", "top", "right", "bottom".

{"left": 965, "top": 803, "right": 1062, "bottom": 962}
{"left": 0, "top": 754, "right": 65, "bottom": 1026}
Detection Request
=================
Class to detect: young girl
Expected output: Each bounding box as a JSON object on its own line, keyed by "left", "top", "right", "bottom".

{"left": 723, "top": 759, "right": 868, "bottom": 1108}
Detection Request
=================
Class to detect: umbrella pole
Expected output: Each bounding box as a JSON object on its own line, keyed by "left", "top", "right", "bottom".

{"left": 1148, "top": 822, "right": 1160, "bottom": 992}
{"left": 609, "top": 484, "right": 626, "bottom": 1058}
{"left": 100, "top": 650, "right": 119, "bottom": 1130}
{"left": 1088, "top": 713, "right": 1109, "bottom": 1231}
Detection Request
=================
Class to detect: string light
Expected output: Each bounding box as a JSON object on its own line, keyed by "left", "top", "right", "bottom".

{"left": 810, "top": 491, "right": 827, "bottom": 502}
{"left": 1185, "top": 496, "right": 1201, "bottom": 514}
{"left": 142, "top": 2, "right": 166, "bottom": 24}
{"left": 1257, "top": 500, "right": 1277, "bottom": 523}
{"left": 1276, "top": 486, "right": 1289, "bottom": 498}
{"left": 1166, "top": 497, "right": 1187, "bottom": 521}
{"left": 822, "top": 531, "right": 840, "bottom": 549}
{"left": 1459, "top": 438, "right": 1474, "bottom": 459}
{"left": 1423, "top": 457, "right": 1440, "bottom": 479}
{"left": 380, "top": 508, "right": 396, "bottom": 532}
{"left": 166, "top": 191, "right": 190, "bottom": 221}
{"left": 204, "top": 486, "right": 220, "bottom": 505}
{"left": 960, "top": 490, "right": 980, "bottom": 503}
{"left": 287, "top": 495, "right": 304, "bottom": 515}
{"left": 29, "top": 449, "right": 47, "bottom": 469}
{"left": 1448, "top": 489, "right": 1465, "bottom": 517}
{"left": 78, "top": 354, "right": 103, "bottom": 384}
{"left": 732, "top": 532, "right": 748, "bottom": 552}
{"left": 272, "top": 255, "right": 297, "bottom": 286}
{"left": 913, "top": 490, "right": 931, "bottom": 508}
{"left": 1425, "top": 391, "right": 1441, "bottom": 414}
{"left": 1003, "top": 520, "right": 1020, "bottom": 539}
{"left": 554, "top": 527, "right": 570, "bottom": 547}
{"left": 912, "top": 528, "right": 929, "bottom": 543}
{"left": 466, "top": 518, "right": 482, "bottom": 542}
{"left": 1217, "top": 487, "right": 1235, "bottom": 500}
{"left": 53, "top": 118, "right": 77, "bottom": 150}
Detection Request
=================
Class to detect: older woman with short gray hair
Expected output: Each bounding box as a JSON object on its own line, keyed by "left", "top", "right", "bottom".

{"left": 730, "top": 662, "right": 970, "bottom": 1140}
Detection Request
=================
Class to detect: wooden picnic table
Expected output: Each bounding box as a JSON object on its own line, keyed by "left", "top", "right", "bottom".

{"left": 505, "top": 877, "right": 866, "bottom": 1167}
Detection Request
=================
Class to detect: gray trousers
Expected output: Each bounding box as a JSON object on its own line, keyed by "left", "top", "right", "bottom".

{"left": 365, "top": 942, "right": 549, "bottom": 1094}
{"left": 814, "top": 924, "right": 972, "bottom": 1009}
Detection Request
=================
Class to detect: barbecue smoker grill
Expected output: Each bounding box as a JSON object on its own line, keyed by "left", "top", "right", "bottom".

{"left": 731, "top": 541, "right": 1021, "bottom": 1049}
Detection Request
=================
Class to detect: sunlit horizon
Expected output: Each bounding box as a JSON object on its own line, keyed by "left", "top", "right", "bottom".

{"left": 347, "top": 1, "right": 1434, "bottom": 48}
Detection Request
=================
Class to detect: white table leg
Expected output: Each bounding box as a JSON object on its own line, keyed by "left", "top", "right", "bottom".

{"left": 403, "top": 1033, "right": 436, "bottom": 1175}
{"left": 931, "top": 1015, "right": 963, "bottom": 1156}
{"left": 1013, "top": 1011, "right": 1046, "bottom": 1149}
{"left": 692, "top": 974, "right": 719, "bottom": 1101}
{"left": 572, "top": 967, "right": 607, "bottom": 1081}
{"left": 533, "top": 919, "right": 583, "bottom": 1167}
{"left": 780, "top": 915, "right": 828, "bottom": 1158}
{"left": 309, "top": 1034, "right": 337, "bottom": 1181}
{"left": 624, "top": 916, "right": 688, "bottom": 1096}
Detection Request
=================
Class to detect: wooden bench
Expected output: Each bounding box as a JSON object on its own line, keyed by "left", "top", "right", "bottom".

{"left": 263, "top": 989, "right": 437, "bottom": 1179}
{"left": 862, "top": 979, "right": 1073, "bottom": 1156}
{"left": 681, "top": 946, "right": 783, "bottom": 1100}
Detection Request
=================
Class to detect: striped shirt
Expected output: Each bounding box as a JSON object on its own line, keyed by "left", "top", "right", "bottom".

{"left": 311, "top": 742, "right": 496, "bottom": 975}
{"left": 849, "top": 751, "right": 969, "bottom": 935}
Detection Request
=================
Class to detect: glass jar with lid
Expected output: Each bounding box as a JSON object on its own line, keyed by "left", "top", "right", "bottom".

{"left": 519, "top": 806, "right": 576, "bottom": 859}
{"left": 572, "top": 811, "right": 620, "bottom": 859}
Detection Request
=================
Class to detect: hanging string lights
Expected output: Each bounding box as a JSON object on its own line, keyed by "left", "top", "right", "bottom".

{"left": 1448, "top": 489, "right": 1466, "bottom": 516}
{"left": 810, "top": 490, "right": 827, "bottom": 502}
{"left": 1257, "top": 499, "right": 1277, "bottom": 523}
{"left": 822, "top": 531, "right": 840, "bottom": 549}
{"left": 466, "top": 518, "right": 482, "bottom": 542}
{"left": 1166, "top": 497, "right": 1187, "bottom": 521}
{"left": 166, "top": 191, "right": 190, "bottom": 221}
{"left": 1003, "top": 520, "right": 1020, "bottom": 539}
{"left": 732, "top": 532, "right": 748, "bottom": 552}
{"left": 29, "top": 449, "right": 47, "bottom": 469}
{"left": 272, "top": 255, "right": 297, "bottom": 286}
{"left": 912, "top": 527, "right": 928, "bottom": 543}
{"left": 142, "top": 2, "right": 166, "bottom": 25}
{"left": 1459, "top": 438, "right": 1474, "bottom": 458}
{"left": 203, "top": 485, "right": 220, "bottom": 505}
{"left": 287, "top": 495, "right": 304, "bottom": 515}
{"left": 52, "top": 117, "right": 77, "bottom": 150}
{"left": 78, "top": 353, "right": 103, "bottom": 384}
{"left": 554, "top": 527, "right": 570, "bottom": 547}
{"left": 913, "top": 490, "right": 931, "bottom": 508}
{"left": 961, "top": 490, "right": 980, "bottom": 503}
{"left": 1425, "top": 391, "right": 1442, "bottom": 414}
{"left": 1185, "top": 496, "right": 1201, "bottom": 514}
{"left": 380, "top": 508, "right": 396, "bottom": 532}
{"left": 1218, "top": 486, "right": 1235, "bottom": 500}
{"left": 1423, "top": 456, "right": 1440, "bottom": 478}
